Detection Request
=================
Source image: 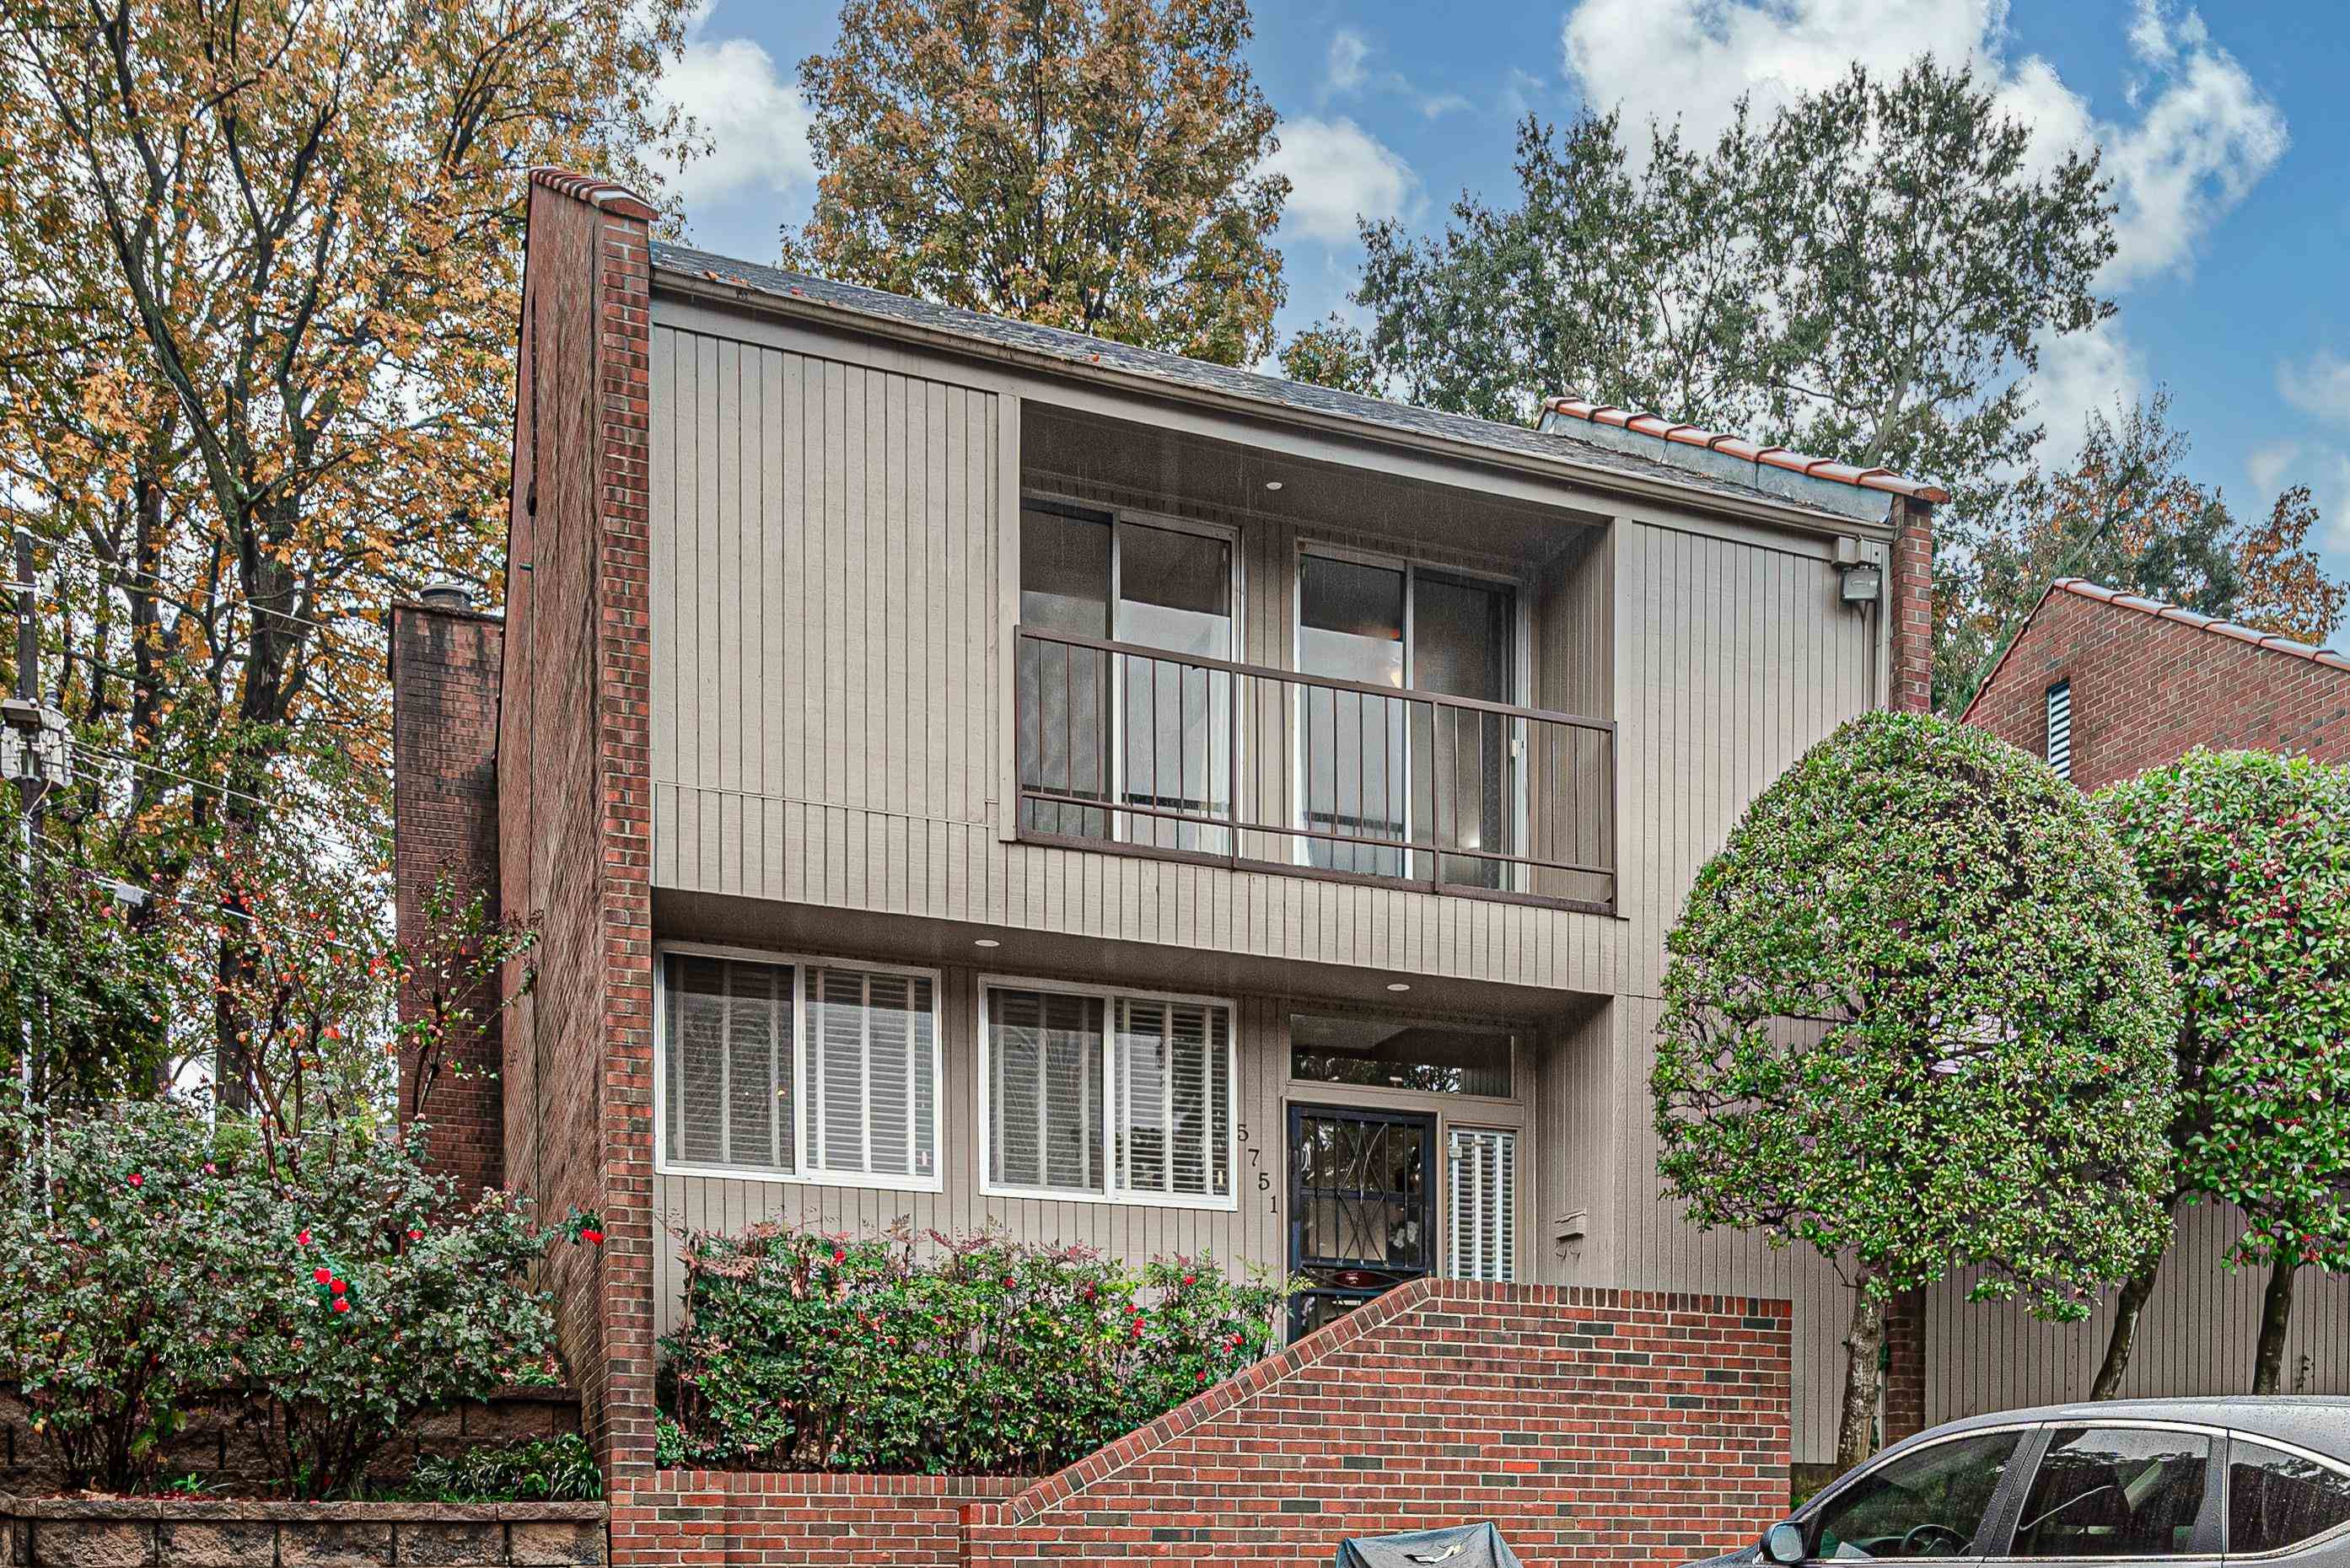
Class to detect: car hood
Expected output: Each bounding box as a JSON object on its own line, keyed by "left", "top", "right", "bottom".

{"left": 1680, "top": 1547, "right": 1763, "bottom": 1568}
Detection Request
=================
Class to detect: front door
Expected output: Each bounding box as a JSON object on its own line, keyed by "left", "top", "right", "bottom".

{"left": 1287, "top": 1104, "right": 1438, "bottom": 1339}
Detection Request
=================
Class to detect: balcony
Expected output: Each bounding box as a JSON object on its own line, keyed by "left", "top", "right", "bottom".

{"left": 1014, "top": 626, "right": 1616, "bottom": 913}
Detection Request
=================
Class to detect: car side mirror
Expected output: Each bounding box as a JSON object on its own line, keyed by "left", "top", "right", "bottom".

{"left": 1763, "top": 1522, "right": 1807, "bottom": 1565}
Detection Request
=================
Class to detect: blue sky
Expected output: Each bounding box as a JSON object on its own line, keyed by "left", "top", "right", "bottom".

{"left": 651, "top": 0, "right": 2350, "bottom": 589}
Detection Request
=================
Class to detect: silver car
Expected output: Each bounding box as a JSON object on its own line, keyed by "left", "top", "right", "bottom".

{"left": 1704, "top": 1398, "right": 2350, "bottom": 1567}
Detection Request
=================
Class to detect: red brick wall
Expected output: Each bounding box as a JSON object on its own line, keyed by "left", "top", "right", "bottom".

{"left": 960, "top": 1280, "right": 1791, "bottom": 1567}
{"left": 1890, "top": 496, "right": 1934, "bottom": 717}
{"left": 495, "top": 168, "right": 658, "bottom": 1479}
{"left": 1966, "top": 585, "right": 2350, "bottom": 792}
{"left": 1875, "top": 494, "right": 1935, "bottom": 1443}
{"left": 610, "top": 1474, "right": 1028, "bottom": 1568}
{"left": 391, "top": 601, "right": 507, "bottom": 1198}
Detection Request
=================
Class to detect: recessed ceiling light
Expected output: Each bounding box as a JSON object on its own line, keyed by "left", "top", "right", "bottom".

{"left": 973, "top": 938, "right": 1001, "bottom": 948}
{"left": 1263, "top": 479, "right": 1283, "bottom": 491}
{"left": 1385, "top": 982, "right": 1411, "bottom": 992}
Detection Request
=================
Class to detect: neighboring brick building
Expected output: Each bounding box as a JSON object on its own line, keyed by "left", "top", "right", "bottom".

{"left": 1965, "top": 577, "right": 2350, "bottom": 789}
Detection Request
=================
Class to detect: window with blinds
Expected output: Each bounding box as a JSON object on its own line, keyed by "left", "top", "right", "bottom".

{"left": 985, "top": 985, "right": 1234, "bottom": 1205}
{"left": 1447, "top": 1127, "right": 1517, "bottom": 1282}
{"left": 659, "top": 952, "right": 938, "bottom": 1188}
{"left": 809, "top": 967, "right": 938, "bottom": 1182}
{"left": 2046, "top": 680, "right": 2073, "bottom": 780}
{"left": 664, "top": 953, "right": 794, "bottom": 1174}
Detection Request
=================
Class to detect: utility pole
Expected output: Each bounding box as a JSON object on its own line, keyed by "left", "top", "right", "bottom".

{"left": 3, "top": 528, "right": 73, "bottom": 1109}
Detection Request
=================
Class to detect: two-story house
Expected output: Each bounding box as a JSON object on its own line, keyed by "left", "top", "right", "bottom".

{"left": 390, "top": 169, "right": 1943, "bottom": 1506}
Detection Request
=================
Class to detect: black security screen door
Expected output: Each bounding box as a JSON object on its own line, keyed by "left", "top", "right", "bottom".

{"left": 1287, "top": 1104, "right": 1438, "bottom": 1339}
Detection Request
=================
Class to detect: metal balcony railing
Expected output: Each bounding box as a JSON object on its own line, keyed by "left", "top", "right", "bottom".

{"left": 1014, "top": 626, "right": 1616, "bottom": 912}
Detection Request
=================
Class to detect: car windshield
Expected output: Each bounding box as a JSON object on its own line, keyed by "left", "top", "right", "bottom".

{"left": 1812, "top": 1431, "right": 2023, "bottom": 1560}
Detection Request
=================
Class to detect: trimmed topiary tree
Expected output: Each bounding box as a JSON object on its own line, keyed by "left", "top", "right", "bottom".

{"left": 1655, "top": 710, "right": 2178, "bottom": 1469}
{"left": 2093, "top": 749, "right": 2350, "bottom": 1398}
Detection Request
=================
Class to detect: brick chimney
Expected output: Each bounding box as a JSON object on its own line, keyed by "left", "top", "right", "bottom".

{"left": 390, "top": 593, "right": 506, "bottom": 1196}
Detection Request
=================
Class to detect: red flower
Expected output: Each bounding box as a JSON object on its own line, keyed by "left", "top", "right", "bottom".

{"left": 331, "top": 1297, "right": 352, "bottom": 1314}
{"left": 329, "top": 1278, "right": 347, "bottom": 1296}
{"left": 1229, "top": 1334, "right": 1245, "bottom": 1350}
{"left": 313, "top": 1267, "right": 332, "bottom": 1286}
{"left": 1003, "top": 1275, "right": 1015, "bottom": 1288}
{"left": 126, "top": 1173, "right": 143, "bottom": 1189}
{"left": 1180, "top": 1273, "right": 1195, "bottom": 1286}
{"left": 582, "top": 1228, "right": 605, "bottom": 1246}
{"left": 831, "top": 1247, "right": 846, "bottom": 1265}
{"left": 202, "top": 1163, "right": 218, "bottom": 1176}
{"left": 1197, "top": 1371, "right": 1207, "bottom": 1383}
{"left": 297, "top": 1229, "right": 311, "bottom": 1247}
{"left": 407, "top": 1228, "right": 423, "bottom": 1241}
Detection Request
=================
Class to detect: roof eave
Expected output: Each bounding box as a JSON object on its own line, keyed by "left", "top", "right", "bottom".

{"left": 649, "top": 264, "right": 1895, "bottom": 544}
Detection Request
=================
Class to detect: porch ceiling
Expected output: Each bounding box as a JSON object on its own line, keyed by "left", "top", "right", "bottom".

{"left": 651, "top": 888, "right": 1606, "bottom": 1023}
{"left": 1022, "top": 403, "right": 1609, "bottom": 570}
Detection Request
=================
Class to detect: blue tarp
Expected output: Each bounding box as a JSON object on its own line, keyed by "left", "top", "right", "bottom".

{"left": 1334, "top": 1523, "right": 1525, "bottom": 1567}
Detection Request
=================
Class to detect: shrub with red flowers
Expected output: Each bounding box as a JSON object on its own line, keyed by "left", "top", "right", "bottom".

{"left": 0, "top": 1102, "right": 557, "bottom": 1496}
{"left": 658, "top": 1224, "right": 1288, "bottom": 1474}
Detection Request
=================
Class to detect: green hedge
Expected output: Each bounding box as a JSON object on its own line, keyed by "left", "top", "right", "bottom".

{"left": 658, "top": 1225, "right": 1288, "bottom": 1474}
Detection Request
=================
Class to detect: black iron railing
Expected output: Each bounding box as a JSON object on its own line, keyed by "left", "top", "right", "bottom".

{"left": 1014, "top": 626, "right": 1616, "bottom": 912}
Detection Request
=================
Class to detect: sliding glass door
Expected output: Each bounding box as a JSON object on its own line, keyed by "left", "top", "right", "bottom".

{"left": 1294, "top": 550, "right": 1517, "bottom": 887}
{"left": 1017, "top": 499, "right": 1235, "bottom": 853}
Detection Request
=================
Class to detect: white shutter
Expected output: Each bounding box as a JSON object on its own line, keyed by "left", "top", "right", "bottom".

{"left": 1114, "top": 999, "right": 1231, "bottom": 1200}
{"left": 664, "top": 954, "right": 793, "bottom": 1173}
{"left": 987, "top": 988, "right": 1104, "bottom": 1192}
{"left": 1448, "top": 1128, "right": 1517, "bottom": 1282}
{"left": 809, "top": 966, "right": 937, "bottom": 1181}
{"left": 2046, "top": 681, "right": 2073, "bottom": 781}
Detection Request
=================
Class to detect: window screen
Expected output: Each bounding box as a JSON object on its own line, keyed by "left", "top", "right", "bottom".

{"left": 1448, "top": 1127, "right": 1517, "bottom": 1282}
{"left": 985, "top": 985, "right": 1234, "bottom": 1202}
{"left": 809, "top": 966, "right": 937, "bottom": 1181}
{"left": 2230, "top": 1440, "right": 2350, "bottom": 1555}
{"left": 2046, "top": 681, "right": 2073, "bottom": 780}
{"left": 663, "top": 954, "right": 793, "bottom": 1173}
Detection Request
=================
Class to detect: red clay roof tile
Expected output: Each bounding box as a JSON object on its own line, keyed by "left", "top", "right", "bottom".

{"left": 1543, "top": 396, "right": 1951, "bottom": 503}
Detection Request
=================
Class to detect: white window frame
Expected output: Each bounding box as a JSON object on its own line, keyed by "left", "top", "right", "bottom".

{"left": 652, "top": 940, "right": 945, "bottom": 1193}
{"left": 976, "top": 974, "right": 1240, "bottom": 1212}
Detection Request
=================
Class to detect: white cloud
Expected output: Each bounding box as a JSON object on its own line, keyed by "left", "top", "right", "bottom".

{"left": 1263, "top": 115, "right": 1422, "bottom": 244}
{"left": 2248, "top": 439, "right": 2302, "bottom": 497}
{"left": 2245, "top": 439, "right": 2350, "bottom": 555}
{"left": 2029, "top": 321, "right": 2147, "bottom": 452}
{"left": 1558, "top": 0, "right": 2286, "bottom": 290}
{"left": 2278, "top": 350, "right": 2350, "bottom": 430}
{"left": 1327, "top": 30, "right": 1372, "bottom": 95}
{"left": 652, "top": 8, "right": 815, "bottom": 209}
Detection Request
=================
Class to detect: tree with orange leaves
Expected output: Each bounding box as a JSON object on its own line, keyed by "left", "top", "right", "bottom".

{"left": 788, "top": 0, "right": 1290, "bottom": 368}
{"left": 0, "top": 0, "right": 696, "bottom": 1094}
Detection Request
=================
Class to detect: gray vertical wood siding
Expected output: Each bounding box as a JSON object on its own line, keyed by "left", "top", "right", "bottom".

{"left": 642, "top": 304, "right": 1894, "bottom": 1463}
{"left": 1928, "top": 1204, "right": 2350, "bottom": 1415}
{"left": 645, "top": 320, "right": 1623, "bottom": 993}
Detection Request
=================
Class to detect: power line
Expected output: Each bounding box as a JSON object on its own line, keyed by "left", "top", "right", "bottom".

{"left": 76, "top": 741, "right": 381, "bottom": 837}
{"left": 31, "top": 839, "right": 374, "bottom": 959}
{"left": 34, "top": 534, "right": 364, "bottom": 642}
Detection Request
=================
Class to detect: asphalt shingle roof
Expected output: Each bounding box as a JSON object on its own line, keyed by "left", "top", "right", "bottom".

{"left": 648, "top": 243, "right": 1885, "bottom": 526}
